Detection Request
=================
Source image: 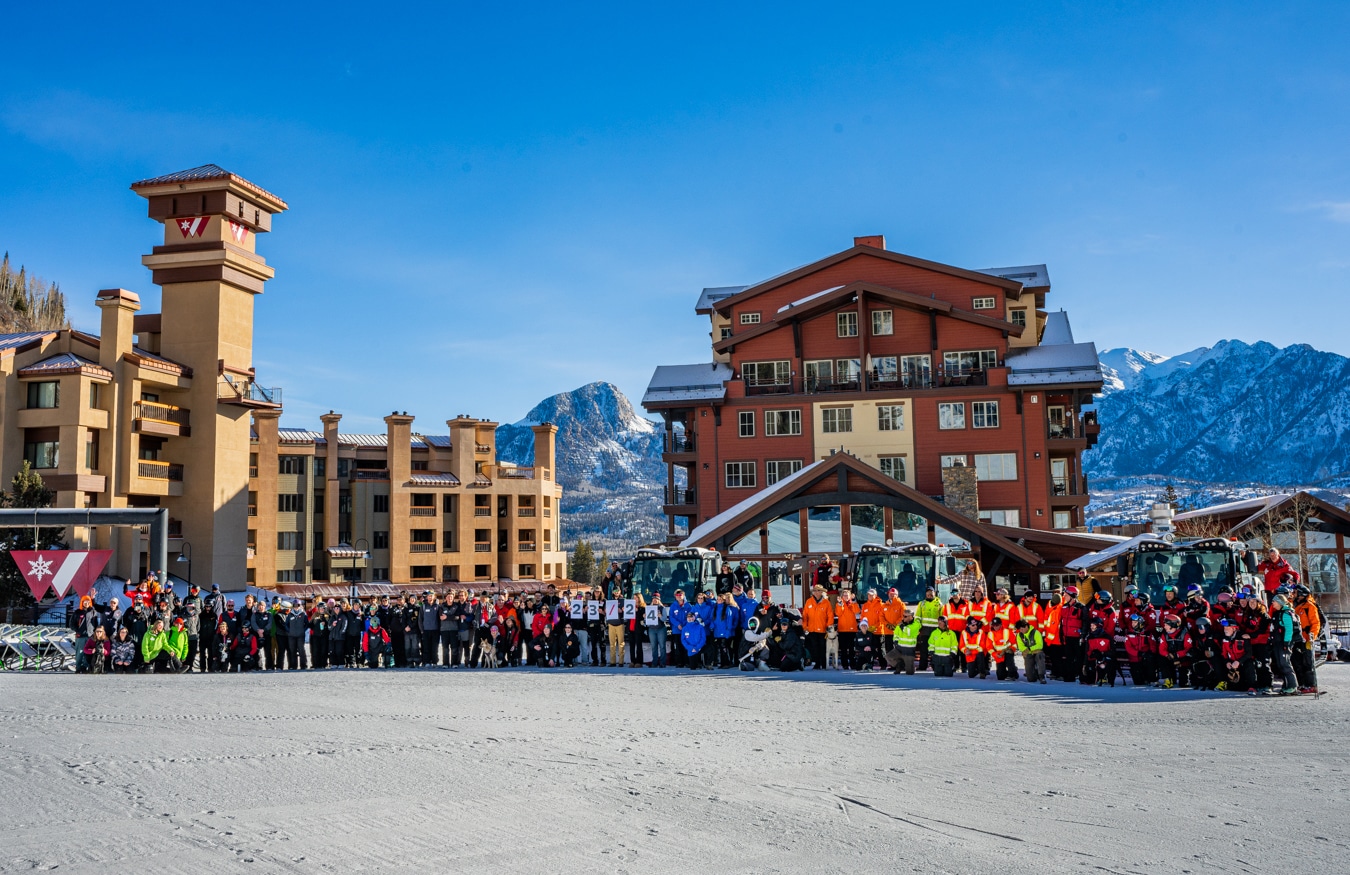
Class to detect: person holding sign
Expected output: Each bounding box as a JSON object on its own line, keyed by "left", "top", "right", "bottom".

{"left": 645, "top": 593, "right": 667, "bottom": 667}
{"left": 627, "top": 595, "right": 645, "bottom": 667}
{"left": 606, "top": 590, "right": 627, "bottom": 666}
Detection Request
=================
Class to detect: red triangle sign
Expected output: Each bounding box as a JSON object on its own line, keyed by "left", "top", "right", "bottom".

{"left": 10, "top": 550, "right": 113, "bottom": 601}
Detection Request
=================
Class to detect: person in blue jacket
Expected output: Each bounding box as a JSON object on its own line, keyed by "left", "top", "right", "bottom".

{"left": 731, "top": 583, "right": 758, "bottom": 665}
{"left": 691, "top": 591, "right": 715, "bottom": 627}
{"left": 682, "top": 612, "right": 709, "bottom": 671}
{"left": 668, "top": 589, "right": 691, "bottom": 667}
{"left": 710, "top": 593, "right": 741, "bottom": 668}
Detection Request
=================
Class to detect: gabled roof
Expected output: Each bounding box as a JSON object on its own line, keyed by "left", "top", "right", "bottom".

{"left": 712, "top": 244, "right": 1024, "bottom": 316}
{"left": 695, "top": 286, "right": 750, "bottom": 314}
{"left": 713, "top": 280, "right": 1024, "bottom": 353}
{"left": 976, "top": 264, "right": 1050, "bottom": 290}
{"left": 125, "top": 346, "right": 192, "bottom": 377}
{"left": 17, "top": 352, "right": 113, "bottom": 380}
{"left": 130, "top": 164, "right": 288, "bottom": 211}
{"left": 681, "top": 452, "right": 1043, "bottom": 566}
{"left": 0, "top": 331, "right": 55, "bottom": 356}
{"left": 642, "top": 362, "right": 735, "bottom": 407}
{"left": 1175, "top": 491, "right": 1350, "bottom": 537}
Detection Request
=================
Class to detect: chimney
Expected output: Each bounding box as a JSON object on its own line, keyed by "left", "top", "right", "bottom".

{"left": 319, "top": 412, "right": 342, "bottom": 550}
{"left": 384, "top": 412, "right": 415, "bottom": 483}
{"left": 531, "top": 423, "right": 558, "bottom": 481}
{"left": 941, "top": 464, "right": 980, "bottom": 522}
{"left": 95, "top": 289, "right": 140, "bottom": 371}
{"left": 853, "top": 235, "right": 886, "bottom": 250}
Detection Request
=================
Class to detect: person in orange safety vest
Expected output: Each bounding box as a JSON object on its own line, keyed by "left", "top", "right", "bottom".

{"left": 960, "top": 617, "right": 990, "bottom": 679}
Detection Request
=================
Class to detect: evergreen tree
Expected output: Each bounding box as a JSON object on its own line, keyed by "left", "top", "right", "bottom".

{"left": 1162, "top": 482, "right": 1180, "bottom": 510}
{"left": 568, "top": 539, "right": 594, "bottom": 586}
{"left": 597, "top": 550, "right": 610, "bottom": 585}
{"left": 0, "top": 462, "right": 65, "bottom": 610}
{"left": 0, "top": 252, "right": 68, "bottom": 332}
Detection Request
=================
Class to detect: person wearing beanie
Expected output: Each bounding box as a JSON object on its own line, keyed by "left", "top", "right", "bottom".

{"left": 1014, "top": 619, "right": 1046, "bottom": 683}
{"left": 363, "top": 616, "right": 393, "bottom": 669}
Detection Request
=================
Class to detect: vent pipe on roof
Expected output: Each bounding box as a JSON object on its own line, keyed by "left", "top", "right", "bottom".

{"left": 854, "top": 235, "right": 885, "bottom": 250}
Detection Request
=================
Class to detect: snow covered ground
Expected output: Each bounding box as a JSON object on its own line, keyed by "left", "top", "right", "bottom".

{"left": 1, "top": 665, "right": 1345, "bottom": 874}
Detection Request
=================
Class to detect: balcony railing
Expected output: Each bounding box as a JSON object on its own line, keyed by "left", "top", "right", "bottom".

{"left": 474, "top": 506, "right": 491, "bottom": 517}
{"left": 743, "top": 378, "right": 796, "bottom": 396}
{"left": 666, "top": 488, "right": 696, "bottom": 505}
{"left": 664, "top": 434, "right": 696, "bottom": 453}
{"left": 519, "top": 542, "right": 537, "bottom": 552}
{"left": 498, "top": 467, "right": 535, "bottom": 479}
{"left": 805, "top": 377, "right": 861, "bottom": 395}
{"left": 138, "top": 460, "right": 183, "bottom": 481}
{"left": 935, "top": 369, "right": 989, "bottom": 388}
{"left": 410, "top": 507, "right": 436, "bottom": 516}
{"left": 474, "top": 443, "right": 491, "bottom": 454}
{"left": 518, "top": 508, "right": 537, "bottom": 517}
{"left": 1051, "top": 475, "right": 1089, "bottom": 497}
{"left": 410, "top": 543, "right": 436, "bottom": 553}
{"left": 217, "top": 375, "right": 282, "bottom": 407}
{"left": 474, "top": 542, "right": 491, "bottom": 552}
{"left": 353, "top": 469, "right": 389, "bottom": 480}
{"left": 135, "top": 401, "right": 189, "bottom": 427}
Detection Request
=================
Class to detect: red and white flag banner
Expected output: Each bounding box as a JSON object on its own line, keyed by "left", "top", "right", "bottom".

{"left": 227, "top": 220, "right": 249, "bottom": 243}
{"left": 176, "top": 216, "right": 210, "bottom": 238}
{"left": 11, "top": 550, "right": 113, "bottom": 601}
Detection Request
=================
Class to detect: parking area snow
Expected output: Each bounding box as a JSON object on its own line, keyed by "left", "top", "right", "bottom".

{"left": 1, "top": 665, "right": 1345, "bottom": 874}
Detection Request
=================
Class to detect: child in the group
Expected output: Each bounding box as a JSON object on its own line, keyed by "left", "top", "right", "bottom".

{"left": 364, "top": 617, "right": 393, "bottom": 668}
{"left": 1083, "top": 619, "right": 1115, "bottom": 687}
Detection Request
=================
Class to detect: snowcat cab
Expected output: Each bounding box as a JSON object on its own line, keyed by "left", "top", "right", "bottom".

{"left": 848, "top": 543, "right": 957, "bottom": 605}
{"left": 627, "top": 547, "right": 721, "bottom": 604}
{"left": 1118, "top": 537, "right": 1260, "bottom": 605}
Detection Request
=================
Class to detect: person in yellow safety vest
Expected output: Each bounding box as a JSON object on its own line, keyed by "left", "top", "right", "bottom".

{"left": 928, "top": 617, "right": 959, "bottom": 677}
{"left": 886, "top": 610, "right": 923, "bottom": 675}
{"left": 915, "top": 586, "right": 943, "bottom": 671}
{"left": 1015, "top": 618, "right": 1047, "bottom": 684}
{"left": 987, "top": 616, "right": 1019, "bottom": 681}
{"left": 961, "top": 617, "right": 990, "bottom": 679}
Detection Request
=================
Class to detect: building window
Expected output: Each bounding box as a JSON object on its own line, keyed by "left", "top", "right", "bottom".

{"left": 900, "top": 355, "right": 932, "bottom": 387}
{"left": 837, "top": 311, "right": 858, "bottom": 337}
{"left": 1053, "top": 510, "right": 1072, "bottom": 530}
{"left": 26, "top": 381, "right": 59, "bottom": 409}
{"left": 740, "top": 312, "right": 761, "bottom": 325}
{"left": 1010, "top": 309, "right": 1027, "bottom": 328}
{"left": 738, "top": 410, "right": 755, "bottom": 437}
{"left": 443, "top": 530, "right": 457, "bottom": 551}
{"left": 84, "top": 432, "right": 99, "bottom": 471}
{"left": 765, "top": 459, "right": 802, "bottom": 485}
{"left": 278, "top": 455, "right": 305, "bottom": 475}
{"left": 89, "top": 383, "right": 101, "bottom": 409}
{"left": 442, "top": 565, "right": 460, "bottom": 582}
{"left": 373, "top": 494, "right": 389, "bottom": 513}
{"left": 878, "top": 455, "right": 907, "bottom": 481}
{"left": 372, "top": 568, "right": 390, "bottom": 581}
{"left": 725, "top": 461, "right": 756, "bottom": 488}
{"left": 313, "top": 490, "right": 324, "bottom": 512}
{"left": 278, "top": 493, "right": 305, "bottom": 513}
{"left": 519, "top": 564, "right": 536, "bottom": 578}
{"left": 765, "top": 409, "right": 802, "bottom": 436}
{"left": 411, "top": 493, "right": 435, "bottom": 508}
{"left": 805, "top": 359, "right": 861, "bottom": 391}
{"left": 720, "top": 326, "right": 733, "bottom": 341}
{"left": 938, "top": 402, "right": 966, "bottom": 430}
{"left": 474, "top": 564, "right": 491, "bottom": 580}
{"left": 277, "top": 570, "right": 302, "bottom": 583}
{"left": 972, "top": 401, "right": 1000, "bottom": 429}
{"left": 974, "top": 453, "right": 1018, "bottom": 481}
{"left": 742, "top": 360, "right": 791, "bottom": 387}
{"left": 373, "top": 531, "right": 389, "bottom": 549}
{"left": 338, "top": 492, "right": 352, "bottom": 514}
{"left": 24, "top": 441, "right": 59, "bottom": 469}
{"left": 941, "top": 454, "right": 968, "bottom": 468}
{"left": 410, "top": 565, "right": 435, "bottom": 581}
{"left": 821, "top": 407, "right": 853, "bottom": 433}
{"left": 877, "top": 405, "right": 904, "bottom": 431}
{"left": 972, "top": 297, "right": 997, "bottom": 310}
{"left": 979, "top": 509, "right": 1021, "bottom": 526}
{"left": 944, "top": 350, "right": 998, "bottom": 375}
{"left": 443, "top": 494, "right": 458, "bottom": 514}
{"left": 277, "top": 531, "right": 302, "bottom": 551}
{"left": 314, "top": 457, "right": 325, "bottom": 477}
{"left": 248, "top": 491, "right": 258, "bottom": 516}
{"left": 871, "top": 310, "right": 893, "bottom": 336}
{"left": 410, "top": 529, "right": 435, "bottom": 543}
{"left": 411, "top": 460, "right": 429, "bottom": 471}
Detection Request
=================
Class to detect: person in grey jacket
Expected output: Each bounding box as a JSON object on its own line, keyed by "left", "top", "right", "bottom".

{"left": 419, "top": 593, "right": 441, "bottom": 666}
{"left": 283, "top": 602, "right": 308, "bottom": 669}
{"left": 179, "top": 584, "right": 204, "bottom": 672}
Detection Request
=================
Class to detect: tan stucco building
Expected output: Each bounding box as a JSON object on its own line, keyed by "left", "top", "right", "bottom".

{"left": 248, "top": 413, "right": 566, "bottom": 588}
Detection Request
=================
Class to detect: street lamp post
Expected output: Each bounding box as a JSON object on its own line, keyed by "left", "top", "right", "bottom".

{"left": 350, "top": 537, "right": 370, "bottom": 600}
{"left": 176, "top": 541, "right": 192, "bottom": 589}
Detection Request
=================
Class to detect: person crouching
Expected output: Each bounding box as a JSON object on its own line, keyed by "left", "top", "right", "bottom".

{"left": 363, "top": 617, "right": 393, "bottom": 668}
{"left": 1014, "top": 619, "right": 1046, "bottom": 683}
{"left": 887, "top": 610, "right": 921, "bottom": 675}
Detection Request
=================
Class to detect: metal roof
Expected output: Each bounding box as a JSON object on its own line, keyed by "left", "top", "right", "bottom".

{"left": 0, "top": 331, "right": 54, "bottom": 354}
{"left": 976, "top": 264, "right": 1050, "bottom": 289}
{"left": 695, "top": 285, "right": 750, "bottom": 314}
{"left": 278, "top": 428, "right": 325, "bottom": 445}
{"left": 1174, "top": 495, "right": 1288, "bottom": 521}
{"left": 408, "top": 473, "right": 462, "bottom": 487}
{"left": 17, "top": 352, "right": 112, "bottom": 379}
{"left": 1040, "top": 311, "right": 1075, "bottom": 345}
{"left": 129, "top": 164, "right": 288, "bottom": 209}
{"left": 777, "top": 285, "right": 845, "bottom": 313}
{"left": 1067, "top": 534, "right": 1171, "bottom": 570}
{"left": 1005, "top": 342, "right": 1103, "bottom": 386}
{"left": 642, "top": 362, "right": 734, "bottom": 406}
{"left": 275, "top": 429, "right": 454, "bottom": 450}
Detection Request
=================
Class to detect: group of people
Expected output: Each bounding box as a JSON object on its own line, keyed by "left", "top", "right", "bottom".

{"left": 66, "top": 555, "right": 1326, "bottom": 696}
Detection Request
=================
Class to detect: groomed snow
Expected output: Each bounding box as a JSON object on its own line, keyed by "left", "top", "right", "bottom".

{"left": 1, "top": 666, "right": 1345, "bottom": 873}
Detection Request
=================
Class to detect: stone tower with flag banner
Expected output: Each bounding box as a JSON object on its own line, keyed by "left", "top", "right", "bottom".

{"left": 127, "top": 166, "right": 288, "bottom": 589}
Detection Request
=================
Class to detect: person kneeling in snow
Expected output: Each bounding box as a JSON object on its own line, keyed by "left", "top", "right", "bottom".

{"left": 1083, "top": 619, "right": 1115, "bottom": 687}
{"left": 363, "top": 617, "right": 393, "bottom": 669}
{"left": 682, "top": 613, "right": 709, "bottom": 671}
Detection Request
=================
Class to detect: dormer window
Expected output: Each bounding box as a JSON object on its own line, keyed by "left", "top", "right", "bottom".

{"left": 972, "top": 297, "right": 997, "bottom": 310}
{"left": 740, "top": 312, "right": 761, "bottom": 325}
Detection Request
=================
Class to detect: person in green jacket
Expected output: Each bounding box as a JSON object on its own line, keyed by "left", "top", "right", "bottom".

{"left": 914, "top": 587, "right": 944, "bottom": 671}
{"left": 887, "top": 611, "right": 923, "bottom": 675}
{"left": 1014, "top": 619, "right": 1046, "bottom": 684}
{"left": 928, "top": 616, "right": 959, "bottom": 677}
{"left": 141, "top": 618, "right": 187, "bottom": 673}
{"left": 166, "top": 617, "right": 190, "bottom": 664}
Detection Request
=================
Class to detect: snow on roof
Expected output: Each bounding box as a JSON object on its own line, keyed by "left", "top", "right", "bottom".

{"left": 17, "top": 352, "right": 112, "bottom": 379}
{"left": 1174, "top": 494, "right": 1290, "bottom": 521}
{"left": 777, "top": 286, "right": 845, "bottom": 313}
{"left": 1067, "top": 533, "right": 1171, "bottom": 570}
{"left": 1040, "top": 311, "right": 1075, "bottom": 345}
{"left": 695, "top": 285, "right": 750, "bottom": 314}
{"left": 681, "top": 458, "right": 828, "bottom": 547}
{"left": 976, "top": 264, "right": 1050, "bottom": 289}
{"left": 1005, "top": 342, "right": 1102, "bottom": 386}
{"left": 642, "top": 362, "right": 734, "bottom": 406}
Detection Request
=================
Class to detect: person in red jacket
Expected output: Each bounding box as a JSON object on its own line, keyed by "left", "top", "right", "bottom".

{"left": 1059, "top": 585, "right": 1086, "bottom": 681}
{"left": 1121, "top": 614, "right": 1155, "bottom": 686}
{"left": 1240, "top": 594, "right": 1272, "bottom": 691}
{"left": 363, "top": 617, "right": 393, "bottom": 668}
{"left": 1083, "top": 619, "right": 1115, "bottom": 686}
{"left": 1157, "top": 585, "right": 1185, "bottom": 624}
{"left": 986, "top": 617, "right": 1017, "bottom": 680}
{"left": 990, "top": 588, "right": 1015, "bottom": 628}
{"left": 1155, "top": 614, "right": 1193, "bottom": 688}
{"left": 1086, "top": 590, "right": 1117, "bottom": 638}
{"left": 1119, "top": 586, "right": 1156, "bottom": 633}
{"left": 1220, "top": 620, "right": 1255, "bottom": 692}
{"left": 1256, "top": 548, "right": 1298, "bottom": 596}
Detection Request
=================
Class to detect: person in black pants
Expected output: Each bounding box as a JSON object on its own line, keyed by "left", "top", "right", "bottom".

{"left": 419, "top": 592, "right": 441, "bottom": 666}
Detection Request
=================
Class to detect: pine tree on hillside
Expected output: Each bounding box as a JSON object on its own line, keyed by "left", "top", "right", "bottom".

{"left": 597, "top": 550, "right": 610, "bottom": 585}
{"left": 569, "top": 539, "right": 594, "bottom": 587}
{"left": 1162, "top": 482, "right": 1180, "bottom": 510}
{"left": 0, "top": 462, "right": 66, "bottom": 611}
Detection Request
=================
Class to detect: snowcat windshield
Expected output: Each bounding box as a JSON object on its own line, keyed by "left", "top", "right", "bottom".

{"left": 1133, "top": 547, "right": 1235, "bottom": 604}
{"left": 852, "top": 554, "right": 936, "bottom": 604}
{"left": 630, "top": 558, "right": 707, "bottom": 604}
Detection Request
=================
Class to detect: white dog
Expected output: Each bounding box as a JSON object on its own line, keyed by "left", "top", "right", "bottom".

{"left": 825, "top": 625, "right": 841, "bottom": 670}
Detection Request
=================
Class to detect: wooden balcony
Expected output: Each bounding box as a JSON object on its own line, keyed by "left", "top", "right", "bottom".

{"left": 134, "top": 401, "right": 190, "bottom": 437}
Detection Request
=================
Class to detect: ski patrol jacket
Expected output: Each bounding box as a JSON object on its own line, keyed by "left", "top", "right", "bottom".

{"left": 1156, "top": 629, "right": 1192, "bottom": 660}
{"left": 1060, "top": 601, "right": 1086, "bottom": 638}
{"left": 959, "top": 629, "right": 988, "bottom": 661}
{"left": 881, "top": 598, "right": 906, "bottom": 635}
{"left": 1039, "top": 604, "right": 1062, "bottom": 645}
{"left": 141, "top": 628, "right": 169, "bottom": 662}
{"left": 892, "top": 619, "right": 922, "bottom": 649}
{"left": 859, "top": 596, "right": 885, "bottom": 632}
{"left": 1011, "top": 600, "right": 1043, "bottom": 631}
{"left": 362, "top": 627, "right": 391, "bottom": 653}
{"left": 1221, "top": 637, "right": 1251, "bottom": 662}
{"left": 916, "top": 597, "right": 943, "bottom": 628}
{"left": 802, "top": 596, "right": 835, "bottom": 634}
{"left": 834, "top": 599, "right": 861, "bottom": 633}
{"left": 1086, "top": 603, "right": 1117, "bottom": 637}
{"left": 928, "top": 629, "right": 959, "bottom": 657}
{"left": 1015, "top": 628, "right": 1044, "bottom": 653}
{"left": 1239, "top": 608, "right": 1269, "bottom": 645}
{"left": 942, "top": 599, "right": 969, "bottom": 634}
{"left": 966, "top": 597, "right": 994, "bottom": 627}
{"left": 1122, "top": 632, "right": 1153, "bottom": 662}
{"left": 987, "top": 628, "right": 1014, "bottom": 662}
{"left": 1256, "top": 556, "right": 1297, "bottom": 593}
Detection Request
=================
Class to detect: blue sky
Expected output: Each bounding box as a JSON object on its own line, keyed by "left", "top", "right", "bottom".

{"left": 2, "top": 2, "right": 1348, "bottom": 431}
